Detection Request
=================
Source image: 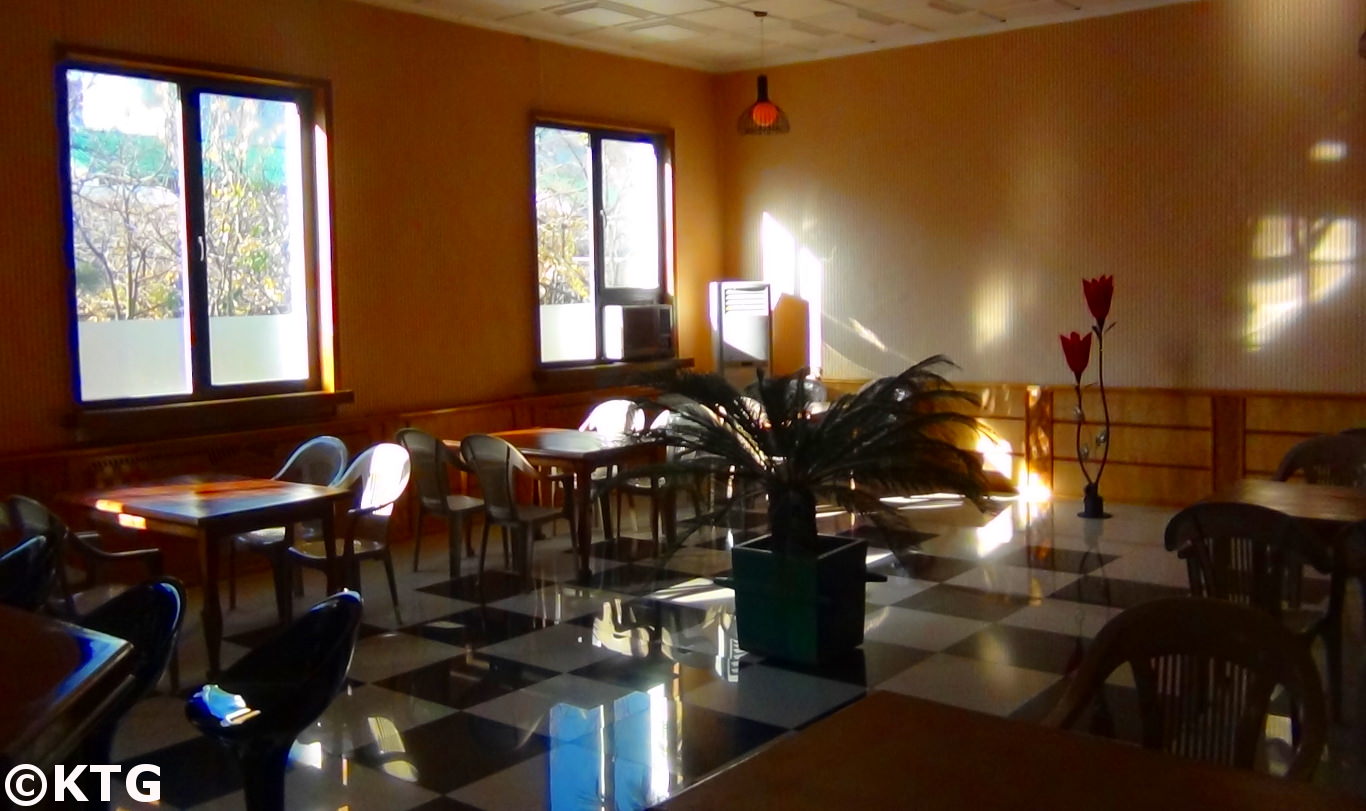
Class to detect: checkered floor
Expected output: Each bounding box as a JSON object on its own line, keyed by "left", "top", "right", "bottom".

{"left": 107, "top": 496, "right": 1366, "bottom": 810}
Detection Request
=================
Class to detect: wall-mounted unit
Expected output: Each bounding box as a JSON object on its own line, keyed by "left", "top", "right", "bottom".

{"left": 710, "top": 281, "right": 771, "bottom": 389}
{"left": 604, "top": 304, "right": 674, "bottom": 361}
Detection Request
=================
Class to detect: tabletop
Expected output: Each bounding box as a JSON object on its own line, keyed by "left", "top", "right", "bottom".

{"left": 66, "top": 478, "right": 352, "bottom": 529}
{"left": 653, "top": 691, "right": 1366, "bottom": 810}
{"left": 0, "top": 606, "right": 132, "bottom": 769}
{"left": 1207, "top": 479, "right": 1366, "bottom": 527}
{"left": 447, "top": 428, "right": 655, "bottom": 463}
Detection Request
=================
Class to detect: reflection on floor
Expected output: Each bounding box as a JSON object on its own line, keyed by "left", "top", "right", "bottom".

{"left": 110, "top": 497, "right": 1366, "bottom": 809}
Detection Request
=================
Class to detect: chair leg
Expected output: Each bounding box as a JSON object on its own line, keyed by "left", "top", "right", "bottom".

{"left": 237, "top": 742, "right": 291, "bottom": 811}
{"left": 448, "top": 516, "right": 464, "bottom": 580}
{"left": 477, "top": 520, "right": 492, "bottom": 589}
{"left": 382, "top": 549, "right": 401, "bottom": 621}
{"left": 599, "top": 489, "right": 615, "bottom": 542}
{"left": 412, "top": 504, "right": 424, "bottom": 572}
{"left": 228, "top": 543, "right": 238, "bottom": 610}
{"left": 167, "top": 642, "right": 181, "bottom": 694}
{"left": 270, "top": 548, "right": 294, "bottom": 626}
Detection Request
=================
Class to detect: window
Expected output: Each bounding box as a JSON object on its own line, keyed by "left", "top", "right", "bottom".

{"left": 534, "top": 122, "right": 672, "bottom": 365}
{"left": 60, "top": 56, "right": 332, "bottom": 405}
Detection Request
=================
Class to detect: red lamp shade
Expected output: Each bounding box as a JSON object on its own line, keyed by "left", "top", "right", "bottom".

{"left": 738, "top": 75, "right": 789, "bottom": 135}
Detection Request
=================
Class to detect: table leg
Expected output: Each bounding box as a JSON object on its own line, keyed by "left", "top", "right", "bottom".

{"left": 574, "top": 462, "right": 593, "bottom": 580}
{"left": 320, "top": 508, "right": 339, "bottom": 594}
{"left": 200, "top": 529, "right": 223, "bottom": 679}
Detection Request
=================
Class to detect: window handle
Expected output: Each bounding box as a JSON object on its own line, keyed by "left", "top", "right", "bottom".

{"left": 196, "top": 235, "right": 206, "bottom": 263}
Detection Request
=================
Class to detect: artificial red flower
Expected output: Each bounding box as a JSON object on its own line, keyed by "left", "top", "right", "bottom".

{"left": 1083, "top": 275, "right": 1114, "bottom": 327}
{"left": 1060, "top": 331, "right": 1092, "bottom": 382}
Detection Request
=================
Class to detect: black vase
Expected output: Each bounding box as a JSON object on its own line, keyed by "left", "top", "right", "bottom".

{"left": 1078, "top": 482, "right": 1111, "bottom": 519}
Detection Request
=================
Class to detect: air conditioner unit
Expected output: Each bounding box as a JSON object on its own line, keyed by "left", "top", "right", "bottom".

{"left": 604, "top": 304, "right": 674, "bottom": 361}
{"left": 710, "top": 281, "right": 771, "bottom": 389}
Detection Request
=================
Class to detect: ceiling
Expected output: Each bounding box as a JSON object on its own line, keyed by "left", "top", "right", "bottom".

{"left": 350, "top": 0, "right": 1197, "bottom": 72}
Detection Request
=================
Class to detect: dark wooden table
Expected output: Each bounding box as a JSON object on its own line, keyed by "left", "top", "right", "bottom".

{"left": 0, "top": 605, "right": 133, "bottom": 769}
{"left": 654, "top": 691, "right": 1366, "bottom": 810}
{"left": 447, "top": 428, "right": 664, "bottom": 578}
{"left": 65, "top": 478, "right": 352, "bottom": 677}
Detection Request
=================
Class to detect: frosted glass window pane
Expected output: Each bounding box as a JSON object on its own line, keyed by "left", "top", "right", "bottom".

{"left": 202, "top": 93, "right": 310, "bottom": 385}
{"left": 66, "top": 69, "right": 191, "bottom": 401}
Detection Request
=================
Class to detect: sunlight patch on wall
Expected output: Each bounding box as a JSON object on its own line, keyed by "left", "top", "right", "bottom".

{"left": 1310, "top": 264, "right": 1354, "bottom": 303}
{"left": 761, "top": 212, "right": 824, "bottom": 375}
{"left": 1251, "top": 215, "right": 1296, "bottom": 260}
{"left": 1309, "top": 218, "right": 1357, "bottom": 263}
{"left": 1244, "top": 273, "right": 1304, "bottom": 350}
{"left": 849, "top": 318, "right": 886, "bottom": 352}
{"left": 1308, "top": 140, "right": 1348, "bottom": 163}
{"left": 972, "top": 273, "right": 1014, "bottom": 350}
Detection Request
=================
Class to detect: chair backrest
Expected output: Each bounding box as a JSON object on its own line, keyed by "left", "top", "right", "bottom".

{"left": 189, "top": 590, "right": 363, "bottom": 741}
{"left": 395, "top": 427, "right": 456, "bottom": 511}
{"left": 580, "top": 399, "right": 645, "bottom": 435}
{"left": 76, "top": 577, "right": 186, "bottom": 759}
{"left": 1045, "top": 597, "right": 1327, "bottom": 780}
{"left": 0, "top": 534, "right": 58, "bottom": 611}
{"left": 276, "top": 436, "right": 349, "bottom": 486}
{"left": 335, "top": 443, "right": 411, "bottom": 544}
{"left": 1163, "top": 502, "right": 1328, "bottom": 619}
{"left": 460, "top": 434, "right": 539, "bottom": 523}
{"left": 1273, "top": 433, "right": 1366, "bottom": 487}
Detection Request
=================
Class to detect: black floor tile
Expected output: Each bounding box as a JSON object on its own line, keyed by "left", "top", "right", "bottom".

{"left": 569, "top": 653, "right": 735, "bottom": 695}
{"left": 226, "top": 619, "right": 387, "bottom": 650}
{"left": 406, "top": 798, "right": 487, "bottom": 811}
{"left": 869, "top": 551, "right": 978, "bottom": 582}
{"left": 1050, "top": 576, "right": 1189, "bottom": 609}
{"left": 761, "top": 640, "right": 932, "bottom": 687}
{"left": 402, "top": 605, "right": 590, "bottom": 649}
{"left": 946, "top": 624, "right": 1089, "bottom": 674}
{"left": 999, "top": 545, "right": 1115, "bottom": 574}
{"left": 350, "top": 713, "right": 547, "bottom": 795}
{"left": 895, "top": 584, "right": 1031, "bottom": 621}
{"left": 585, "top": 536, "right": 665, "bottom": 562}
{"left": 376, "top": 654, "right": 556, "bottom": 709}
{"left": 837, "top": 524, "right": 938, "bottom": 550}
{"left": 119, "top": 735, "right": 243, "bottom": 808}
{"left": 418, "top": 570, "right": 548, "bottom": 602}
{"left": 571, "top": 563, "right": 694, "bottom": 594}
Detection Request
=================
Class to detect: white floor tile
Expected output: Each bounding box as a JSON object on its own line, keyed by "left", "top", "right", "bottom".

{"left": 862, "top": 606, "right": 987, "bottom": 651}
{"left": 876, "top": 654, "right": 1059, "bottom": 716}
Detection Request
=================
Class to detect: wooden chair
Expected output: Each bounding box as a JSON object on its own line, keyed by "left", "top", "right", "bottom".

{"left": 1044, "top": 597, "right": 1327, "bottom": 781}
{"left": 282, "top": 443, "right": 409, "bottom": 621}
{"left": 395, "top": 427, "right": 483, "bottom": 578}
{"left": 459, "top": 434, "right": 572, "bottom": 584}
{"left": 1163, "top": 502, "right": 1340, "bottom": 717}
{"left": 1274, "top": 433, "right": 1366, "bottom": 487}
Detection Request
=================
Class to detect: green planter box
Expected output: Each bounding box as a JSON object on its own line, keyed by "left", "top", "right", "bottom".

{"left": 731, "top": 534, "right": 868, "bottom": 665}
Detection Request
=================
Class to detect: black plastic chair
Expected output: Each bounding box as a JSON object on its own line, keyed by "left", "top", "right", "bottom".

{"left": 229, "top": 436, "right": 350, "bottom": 614}
{"left": 0, "top": 534, "right": 59, "bottom": 611}
{"left": 74, "top": 577, "right": 186, "bottom": 762}
{"left": 186, "top": 590, "right": 363, "bottom": 811}
{"left": 395, "top": 428, "right": 483, "bottom": 577}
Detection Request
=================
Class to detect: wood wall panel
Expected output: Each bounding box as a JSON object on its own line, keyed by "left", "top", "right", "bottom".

{"left": 979, "top": 417, "right": 1026, "bottom": 450}
{"left": 1052, "top": 463, "right": 1213, "bottom": 508}
{"left": 1244, "top": 397, "right": 1366, "bottom": 434}
{"left": 1051, "top": 424, "right": 1211, "bottom": 468}
{"left": 1052, "top": 389, "right": 1213, "bottom": 428}
{"left": 1245, "top": 433, "right": 1306, "bottom": 476}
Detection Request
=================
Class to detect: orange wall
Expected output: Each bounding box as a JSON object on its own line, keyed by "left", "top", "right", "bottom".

{"left": 0, "top": 0, "right": 723, "bottom": 454}
{"left": 718, "top": 0, "right": 1366, "bottom": 395}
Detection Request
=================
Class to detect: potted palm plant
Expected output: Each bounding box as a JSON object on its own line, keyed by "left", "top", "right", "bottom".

{"left": 634, "top": 355, "right": 991, "bottom": 664}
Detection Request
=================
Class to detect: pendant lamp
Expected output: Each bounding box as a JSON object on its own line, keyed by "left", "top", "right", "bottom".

{"left": 738, "top": 11, "right": 789, "bottom": 135}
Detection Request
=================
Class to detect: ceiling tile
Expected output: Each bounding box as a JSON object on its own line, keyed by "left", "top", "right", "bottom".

{"left": 676, "top": 5, "right": 766, "bottom": 34}
{"left": 739, "top": 0, "right": 848, "bottom": 22}
{"left": 554, "top": 1, "right": 653, "bottom": 27}
{"left": 349, "top": 0, "right": 1199, "bottom": 72}
{"left": 621, "top": 0, "right": 719, "bottom": 13}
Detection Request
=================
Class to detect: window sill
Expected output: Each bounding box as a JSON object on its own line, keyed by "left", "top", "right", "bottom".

{"left": 67, "top": 390, "right": 355, "bottom": 445}
{"left": 534, "top": 357, "right": 694, "bottom": 394}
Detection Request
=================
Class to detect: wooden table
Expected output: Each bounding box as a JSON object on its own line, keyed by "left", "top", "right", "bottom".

{"left": 447, "top": 428, "right": 664, "bottom": 579}
{"left": 65, "top": 478, "right": 352, "bottom": 677}
{"left": 0, "top": 605, "right": 133, "bottom": 769}
{"left": 654, "top": 691, "right": 1366, "bottom": 810}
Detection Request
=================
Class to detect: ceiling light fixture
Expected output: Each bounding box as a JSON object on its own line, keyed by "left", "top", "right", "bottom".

{"left": 738, "top": 11, "right": 789, "bottom": 135}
